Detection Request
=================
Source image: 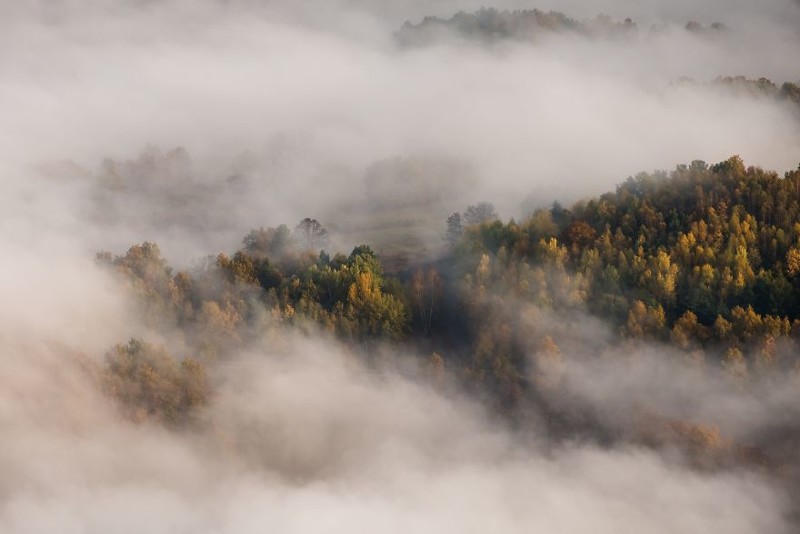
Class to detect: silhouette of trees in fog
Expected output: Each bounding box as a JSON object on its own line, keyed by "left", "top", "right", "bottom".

{"left": 295, "top": 218, "right": 329, "bottom": 251}
{"left": 396, "top": 8, "right": 725, "bottom": 46}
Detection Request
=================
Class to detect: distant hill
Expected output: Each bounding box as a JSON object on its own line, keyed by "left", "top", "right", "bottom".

{"left": 674, "top": 76, "right": 800, "bottom": 110}
{"left": 396, "top": 8, "right": 726, "bottom": 46}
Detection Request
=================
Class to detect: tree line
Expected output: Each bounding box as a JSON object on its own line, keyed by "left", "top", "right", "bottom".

{"left": 97, "top": 157, "right": 800, "bottom": 425}
{"left": 396, "top": 7, "right": 728, "bottom": 46}
{"left": 443, "top": 157, "right": 800, "bottom": 403}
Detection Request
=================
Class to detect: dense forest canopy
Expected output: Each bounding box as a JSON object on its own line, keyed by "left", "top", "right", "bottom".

{"left": 97, "top": 158, "right": 800, "bottom": 421}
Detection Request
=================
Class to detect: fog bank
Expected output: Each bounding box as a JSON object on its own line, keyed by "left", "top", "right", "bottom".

{"left": 1, "top": 0, "right": 798, "bottom": 261}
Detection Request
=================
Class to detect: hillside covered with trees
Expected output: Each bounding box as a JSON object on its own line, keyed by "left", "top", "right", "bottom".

{"left": 97, "top": 158, "right": 800, "bottom": 454}
{"left": 445, "top": 158, "right": 800, "bottom": 400}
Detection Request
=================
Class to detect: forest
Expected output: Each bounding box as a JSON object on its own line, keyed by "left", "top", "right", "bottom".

{"left": 96, "top": 157, "right": 800, "bottom": 467}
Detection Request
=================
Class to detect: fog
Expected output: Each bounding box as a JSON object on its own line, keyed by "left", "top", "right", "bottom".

{"left": 2, "top": 0, "right": 800, "bottom": 531}
{"left": 1, "top": 0, "right": 798, "bottom": 260}
{"left": 0, "top": 315, "right": 791, "bottom": 533}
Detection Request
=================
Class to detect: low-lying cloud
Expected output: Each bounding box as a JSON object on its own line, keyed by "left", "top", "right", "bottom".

{"left": 1, "top": 0, "right": 798, "bottom": 262}
{"left": 0, "top": 320, "right": 791, "bottom": 533}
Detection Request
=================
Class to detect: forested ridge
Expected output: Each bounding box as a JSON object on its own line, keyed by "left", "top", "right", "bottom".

{"left": 397, "top": 7, "right": 730, "bottom": 46}
{"left": 446, "top": 157, "right": 800, "bottom": 404}
{"left": 97, "top": 157, "right": 800, "bottom": 441}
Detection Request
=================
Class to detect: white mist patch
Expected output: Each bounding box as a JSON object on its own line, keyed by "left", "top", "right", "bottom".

{"left": 0, "top": 0, "right": 798, "bottom": 263}
{"left": 0, "top": 247, "right": 132, "bottom": 350}
{"left": 0, "top": 332, "right": 789, "bottom": 533}
{"left": 551, "top": 342, "right": 800, "bottom": 446}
